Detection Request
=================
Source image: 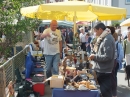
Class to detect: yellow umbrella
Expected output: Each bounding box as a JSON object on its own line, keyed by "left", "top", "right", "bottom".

{"left": 20, "top": 1, "right": 126, "bottom": 33}
{"left": 21, "top": 1, "right": 126, "bottom": 21}
{"left": 21, "top": 5, "right": 70, "bottom": 20}
{"left": 20, "top": 5, "right": 97, "bottom": 21}
{"left": 38, "top": 1, "right": 126, "bottom": 21}
{"left": 120, "top": 18, "right": 130, "bottom": 26}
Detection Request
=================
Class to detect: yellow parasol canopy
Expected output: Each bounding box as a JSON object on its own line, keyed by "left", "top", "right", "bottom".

{"left": 20, "top": 1, "right": 126, "bottom": 21}
{"left": 120, "top": 18, "right": 130, "bottom": 26}
{"left": 20, "top": 1, "right": 126, "bottom": 34}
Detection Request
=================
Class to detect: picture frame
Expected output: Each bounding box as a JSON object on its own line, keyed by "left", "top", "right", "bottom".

{"left": 125, "top": 0, "right": 130, "bottom": 5}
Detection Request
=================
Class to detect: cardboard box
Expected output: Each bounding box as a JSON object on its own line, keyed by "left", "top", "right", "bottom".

{"left": 65, "top": 66, "right": 76, "bottom": 77}
{"left": 66, "top": 66, "right": 76, "bottom": 73}
{"left": 32, "top": 51, "right": 43, "bottom": 56}
{"left": 50, "top": 75, "right": 64, "bottom": 88}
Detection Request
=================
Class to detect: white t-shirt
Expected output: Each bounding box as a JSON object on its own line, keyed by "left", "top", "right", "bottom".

{"left": 79, "top": 33, "right": 86, "bottom": 43}
{"left": 122, "top": 30, "right": 128, "bottom": 39}
{"left": 40, "top": 39, "right": 44, "bottom": 49}
{"left": 2, "top": 35, "right": 6, "bottom": 38}
{"left": 43, "top": 28, "right": 62, "bottom": 55}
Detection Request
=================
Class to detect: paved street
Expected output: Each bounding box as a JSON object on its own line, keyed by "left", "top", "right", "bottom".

{"left": 117, "top": 69, "right": 130, "bottom": 97}
{"left": 42, "top": 69, "right": 130, "bottom": 97}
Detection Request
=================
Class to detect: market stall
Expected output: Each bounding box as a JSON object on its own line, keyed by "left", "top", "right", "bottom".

{"left": 52, "top": 88, "right": 99, "bottom": 97}
{"left": 19, "top": 1, "right": 127, "bottom": 97}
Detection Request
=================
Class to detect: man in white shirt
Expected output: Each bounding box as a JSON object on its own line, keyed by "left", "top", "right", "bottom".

{"left": 79, "top": 27, "right": 86, "bottom": 51}
{"left": 41, "top": 20, "right": 62, "bottom": 81}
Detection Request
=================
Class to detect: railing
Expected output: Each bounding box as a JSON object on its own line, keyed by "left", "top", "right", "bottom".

{"left": 0, "top": 45, "right": 29, "bottom": 97}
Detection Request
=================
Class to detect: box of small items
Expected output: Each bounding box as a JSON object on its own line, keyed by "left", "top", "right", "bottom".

{"left": 50, "top": 75, "right": 64, "bottom": 88}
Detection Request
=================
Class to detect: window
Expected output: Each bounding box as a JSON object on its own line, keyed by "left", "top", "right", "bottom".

{"left": 105, "top": 0, "right": 108, "bottom": 5}
{"left": 126, "top": 0, "right": 130, "bottom": 4}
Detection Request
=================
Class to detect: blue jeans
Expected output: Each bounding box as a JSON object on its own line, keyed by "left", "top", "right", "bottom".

{"left": 44, "top": 53, "right": 60, "bottom": 78}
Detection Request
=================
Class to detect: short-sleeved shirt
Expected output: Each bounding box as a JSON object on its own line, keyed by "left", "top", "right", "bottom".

{"left": 43, "top": 28, "right": 62, "bottom": 55}
{"left": 79, "top": 33, "right": 86, "bottom": 43}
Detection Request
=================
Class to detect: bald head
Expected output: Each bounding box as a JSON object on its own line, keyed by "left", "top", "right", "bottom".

{"left": 50, "top": 20, "right": 58, "bottom": 31}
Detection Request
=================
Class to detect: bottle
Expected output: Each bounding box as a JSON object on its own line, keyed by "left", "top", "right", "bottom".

{"left": 71, "top": 61, "right": 75, "bottom": 68}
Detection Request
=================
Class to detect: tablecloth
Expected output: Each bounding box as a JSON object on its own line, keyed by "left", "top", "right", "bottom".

{"left": 52, "top": 88, "right": 100, "bottom": 97}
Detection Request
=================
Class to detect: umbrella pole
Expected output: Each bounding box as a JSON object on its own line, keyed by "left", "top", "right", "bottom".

{"left": 73, "top": 11, "right": 77, "bottom": 50}
{"left": 74, "top": 11, "right": 76, "bottom": 34}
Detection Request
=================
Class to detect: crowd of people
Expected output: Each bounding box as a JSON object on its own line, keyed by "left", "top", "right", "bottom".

{"left": 32, "top": 20, "right": 130, "bottom": 97}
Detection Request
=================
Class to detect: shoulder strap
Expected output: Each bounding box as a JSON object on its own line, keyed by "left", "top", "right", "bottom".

{"left": 116, "top": 42, "right": 118, "bottom": 52}
{"left": 124, "top": 39, "right": 127, "bottom": 56}
{"left": 116, "top": 42, "right": 119, "bottom": 57}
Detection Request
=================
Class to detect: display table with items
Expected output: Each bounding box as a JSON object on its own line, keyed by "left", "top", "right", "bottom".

{"left": 49, "top": 45, "right": 100, "bottom": 97}
{"left": 50, "top": 73, "right": 100, "bottom": 97}
{"left": 52, "top": 88, "right": 100, "bottom": 97}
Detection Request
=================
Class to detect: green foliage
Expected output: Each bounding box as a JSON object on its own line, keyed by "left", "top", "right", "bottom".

{"left": 0, "top": 0, "right": 44, "bottom": 58}
{"left": 111, "top": 21, "right": 121, "bottom": 27}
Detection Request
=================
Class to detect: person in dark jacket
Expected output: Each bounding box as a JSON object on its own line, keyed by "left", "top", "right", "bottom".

{"left": 89, "top": 22, "right": 115, "bottom": 97}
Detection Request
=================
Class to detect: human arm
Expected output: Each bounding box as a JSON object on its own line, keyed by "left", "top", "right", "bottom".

{"left": 117, "top": 43, "right": 124, "bottom": 62}
{"left": 40, "top": 29, "right": 50, "bottom": 39}
{"left": 86, "top": 41, "right": 89, "bottom": 47}
{"left": 59, "top": 31, "right": 62, "bottom": 58}
{"left": 59, "top": 41, "right": 62, "bottom": 54}
{"left": 89, "top": 38, "right": 114, "bottom": 62}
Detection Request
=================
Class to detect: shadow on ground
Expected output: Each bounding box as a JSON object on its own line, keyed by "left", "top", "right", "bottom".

{"left": 117, "top": 85, "right": 130, "bottom": 97}
{"left": 118, "top": 69, "right": 125, "bottom": 73}
{"left": 41, "top": 84, "right": 52, "bottom": 97}
{"left": 42, "top": 84, "right": 130, "bottom": 97}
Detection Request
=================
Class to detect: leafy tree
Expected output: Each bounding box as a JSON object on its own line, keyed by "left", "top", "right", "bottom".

{"left": 0, "top": 0, "right": 44, "bottom": 59}
{"left": 111, "top": 21, "right": 121, "bottom": 27}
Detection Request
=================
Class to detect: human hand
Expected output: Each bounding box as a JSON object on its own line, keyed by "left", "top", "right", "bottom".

{"left": 46, "top": 32, "right": 51, "bottom": 37}
{"left": 89, "top": 54, "right": 95, "bottom": 60}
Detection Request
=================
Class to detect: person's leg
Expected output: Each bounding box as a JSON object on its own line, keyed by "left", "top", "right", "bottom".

{"left": 111, "top": 61, "right": 119, "bottom": 96}
{"left": 83, "top": 43, "right": 86, "bottom": 51}
{"left": 127, "top": 54, "right": 130, "bottom": 65}
{"left": 125, "top": 54, "right": 130, "bottom": 79}
{"left": 52, "top": 53, "right": 60, "bottom": 75}
{"left": 88, "top": 47, "right": 91, "bottom": 55}
{"left": 44, "top": 55, "right": 53, "bottom": 78}
{"left": 81, "top": 43, "right": 83, "bottom": 50}
{"left": 111, "top": 71, "right": 116, "bottom": 96}
{"left": 97, "top": 72, "right": 112, "bottom": 97}
{"left": 125, "top": 54, "right": 130, "bottom": 65}
{"left": 115, "top": 63, "right": 119, "bottom": 83}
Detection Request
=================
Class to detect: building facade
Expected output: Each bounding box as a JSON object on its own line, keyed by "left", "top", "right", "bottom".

{"left": 91, "top": 0, "right": 112, "bottom": 26}
{"left": 112, "top": 0, "right": 130, "bottom": 19}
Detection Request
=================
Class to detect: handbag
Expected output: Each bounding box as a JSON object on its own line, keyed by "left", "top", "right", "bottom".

{"left": 32, "top": 74, "right": 44, "bottom": 82}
